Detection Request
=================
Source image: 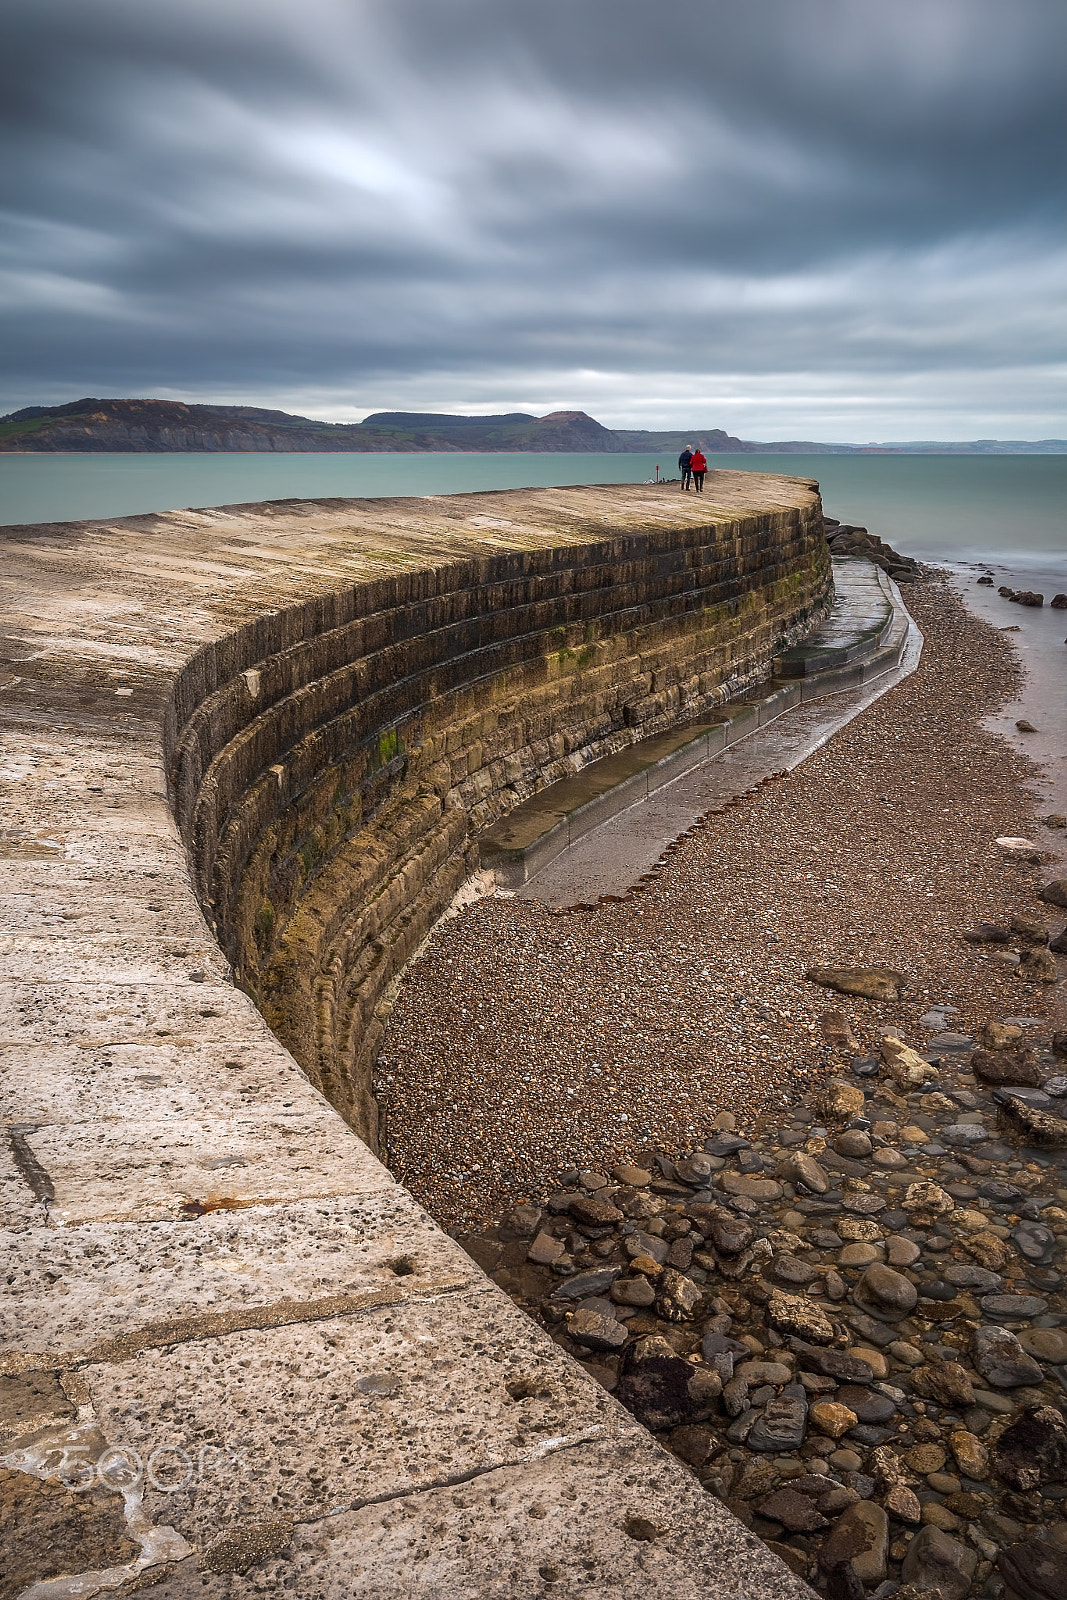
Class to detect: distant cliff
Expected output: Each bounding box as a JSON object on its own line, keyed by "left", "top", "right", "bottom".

{"left": 0, "top": 399, "right": 628, "bottom": 454}
{"left": 2, "top": 398, "right": 1062, "bottom": 453}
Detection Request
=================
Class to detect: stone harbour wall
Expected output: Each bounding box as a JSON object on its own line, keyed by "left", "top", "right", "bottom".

{"left": 0, "top": 478, "right": 827, "bottom": 1597}
{"left": 165, "top": 492, "right": 830, "bottom": 1147}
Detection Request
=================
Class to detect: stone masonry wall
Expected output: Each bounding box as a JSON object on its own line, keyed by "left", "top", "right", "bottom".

{"left": 165, "top": 502, "right": 830, "bottom": 1148}
{"left": 0, "top": 478, "right": 826, "bottom": 1598}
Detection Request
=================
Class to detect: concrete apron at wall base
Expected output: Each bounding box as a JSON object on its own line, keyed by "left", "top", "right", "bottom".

{"left": 485, "top": 558, "right": 914, "bottom": 891}
{"left": 0, "top": 481, "right": 823, "bottom": 1598}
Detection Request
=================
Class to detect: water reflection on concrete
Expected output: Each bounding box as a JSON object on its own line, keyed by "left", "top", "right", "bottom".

{"left": 520, "top": 592, "right": 923, "bottom": 908}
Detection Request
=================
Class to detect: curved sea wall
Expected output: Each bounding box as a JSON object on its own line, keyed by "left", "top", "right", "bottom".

{"left": 0, "top": 478, "right": 826, "bottom": 1597}
{"left": 165, "top": 486, "right": 829, "bottom": 1148}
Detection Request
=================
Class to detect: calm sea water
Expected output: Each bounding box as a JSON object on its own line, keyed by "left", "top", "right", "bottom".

{"left": 0, "top": 450, "right": 1064, "bottom": 565}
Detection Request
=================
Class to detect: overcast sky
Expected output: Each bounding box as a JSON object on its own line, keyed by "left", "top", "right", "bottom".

{"left": 3, "top": 0, "right": 1065, "bottom": 439}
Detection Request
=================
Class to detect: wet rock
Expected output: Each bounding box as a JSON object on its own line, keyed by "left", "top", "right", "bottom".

{"left": 819, "top": 1501, "right": 889, "bottom": 1584}
{"left": 736, "top": 1359, "right": 792, "bottom": 1387}
{"left": 748, "top": 1384, "right": 809, "bottom": 1452}
{"left": 996, "top": 1405, "right": 1067, "bottom": 1491}
{"left": 722, "top": 1374, "right": 749, "bottom": 1417}
{"left": 839, "top": 1242, "right": 880, "bottom": 1268}
{"left": 883, "top": 1481, "right": 922, "bottom": 1524}
{"left": 853, "top": 1263, "right": 918, "bottom": 1320}
{"left": 911, "top": 1361, "right": 975, "bottom": 1408}
{"left": 961, "top": 1229, "right": 1013, "bottom": 1270}
{"left": 901, "top": 1181, "right": 954, "bottom": 1222}
{"left": 1019, "top": 947, "right": 1058, "bottom": 982}
{"left": 880, "top": 1034, "right": 937, "bottom": 1088}
{"left": 977, "top": 1019, "right": 1024, "bottom": 1050}
{"left": 567, "top": 1307, "right": 629, "bottom": 1351}
{"left": 905, "top": 1442, "right": 947, "bottom": 1474}
{"left": 767, "top": 1253, "right": 819, "bottom": 1287}
{"left": 885, "top": 1236, "right": 921, "bottom": 1268}
{"left": 668, "top": 1424, "right": 715, "bottom": 1469}
{"left": 615, "top": 1336, "right": 722, "bottom": 1431}
{"left": 948, "top": 1429, "right": 990, "bottom": 1480}
{"left": 965, "top": 922, "right": 1012, "bottom": 945}
{"left": 655, "top": 1269, "right": 703, "bottom": 1323}
{"left": 719, "top": 1171, "right": 783, "bottom": 1202}
{"left": 835, "top": 1130, "right": 873, "bottom": 1159}
{"left": 999, "top": 1528, "right": 1067, "bottom": 1600}
{"left": 625, "top": 1230, "right": 668, "bottom": 1264}
{"left": 971, "top": 1324, "right": 1044, "bottom": 1388}
{"left": 527, "top": 1231, "right": 566, "bottom": 1266}
{"left": 790, "top": 1341, "right": 875, "bottom": 1385}
{"left": 994, "top": 1090, "right": 1067, "bottom": 1147}
{"left": 550, "top": 1266, "right": 622, "bottom": 1300}
{"left": 1019, "top": 1326, "right": 1067, "bottom": 1363}
{"left": 900, "top": 1525, "right": 977, "bottom": 1600}
{"left": 767, "top": 1291, "right": 834, "bottom": 1345}
{"left": 568, "top": 1194, "right": 624, "bottom": 1226}
{"left": 970, "top": 1047, "right": 1043, "bottom": 1087}
{"left": 942, "top": 1120, "right": 990, "bottom": 1145}
{"left": 610, "top": 1275, "right": 656, "bottom": 1307}
{"left": 674, "top": 1152, "right": 716, "bottom": 1187}
{"left": 816, "top": 1080, "right": 868, "bottom": 1122}
{"left": 807, "top": 966, "right": 905, "bottom": 1001}
{"left": 782, "top": 1152, "right": 830, "bottom": 1193}
{"left": 981, "top": 1291, "right": 1048, "bottom": 1319}
{"left": 810, "top": 1401, "right": 859, "bottom": 1439}
{"left": 707, "top": 1212, "right": 755, "bottom": 1255}
{"left": 1038, "top": 879, "right": 1067, "bottom": 908}
{"left": 758, "top": 1486, "right": 829, "bottom": 1533}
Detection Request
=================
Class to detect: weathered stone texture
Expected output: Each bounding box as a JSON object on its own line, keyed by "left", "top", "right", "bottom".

{"left": 0, "top": 479, "right": 825, "bottom": 1597}
{"left": 160, "top": 485, "right": 828, "bottom": 1143}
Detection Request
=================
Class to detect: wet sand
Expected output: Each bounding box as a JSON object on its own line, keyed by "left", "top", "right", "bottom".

{"left": 949, "top": 560, "right": 1067, "bottom": 875}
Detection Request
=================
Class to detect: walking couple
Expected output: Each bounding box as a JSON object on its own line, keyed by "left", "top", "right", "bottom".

{"left": 677, "top": 444, "right": 707, "bottom": 492}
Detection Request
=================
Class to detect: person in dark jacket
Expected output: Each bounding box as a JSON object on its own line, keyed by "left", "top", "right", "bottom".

{"left": 690, "top": 447, "right": 707, "bottom": 492}
{"left": 677, "top": 446, "right": 693, "bottom": 490}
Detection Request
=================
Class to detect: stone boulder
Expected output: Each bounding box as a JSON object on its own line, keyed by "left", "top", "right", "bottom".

{"left": 999, "top": 1528, "right": 1067, "bottom": 1600}
{"left": 995, "top": 1406, "right": 1067, "bottom": 1491}
{"left": 806, "top": 966, "right": 904, "bottom": 1001}
{"left": 900, "top": 1526, "right": 977, "bottom": 1600}
{"left": 614, "top": 1336, "right": 722, "bottom": 1432}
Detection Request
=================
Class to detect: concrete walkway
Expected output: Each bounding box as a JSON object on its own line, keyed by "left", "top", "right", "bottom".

{"left": 494, "top": 561, "right": 920, "bottom": 907}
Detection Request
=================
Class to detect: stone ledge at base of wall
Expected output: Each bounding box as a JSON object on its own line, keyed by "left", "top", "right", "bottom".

{"left": 0, "top": 479, "right": 822, "bottom": 1598}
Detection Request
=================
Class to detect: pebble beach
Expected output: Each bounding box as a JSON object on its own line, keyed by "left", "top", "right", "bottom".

{"left": 378, "top": 576, "right": 1064, "bottom": 1229}
{"left": 378, "top": 570, "right": 1067, "bottom": 1598}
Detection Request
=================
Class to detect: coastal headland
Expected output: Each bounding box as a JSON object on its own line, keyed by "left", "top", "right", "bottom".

{"left": 1, "top": 476, "right": 832, "bottom": 1597}
{"left": 3, "top": 397, "right": 1064, "bottom": 455}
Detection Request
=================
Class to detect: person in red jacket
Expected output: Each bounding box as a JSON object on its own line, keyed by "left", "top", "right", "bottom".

{"left": 690, "top": 447, "right": 707, "bottom": 492}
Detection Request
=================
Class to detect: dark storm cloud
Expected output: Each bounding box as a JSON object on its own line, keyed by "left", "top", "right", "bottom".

{"left": 2, "top": 0, "right": 1065, "bottom": 435}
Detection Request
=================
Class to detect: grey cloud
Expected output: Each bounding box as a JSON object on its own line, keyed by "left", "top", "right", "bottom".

{"left": 1, "top": 0, "right": 1064, "bottom": 435}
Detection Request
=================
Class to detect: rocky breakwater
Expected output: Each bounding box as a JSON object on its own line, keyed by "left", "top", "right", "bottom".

{"left": 468, "top": 985, "right": 1067, "bottom": 1599}
{"left": 822, "top": 520, "right": 921, "bottom": 585}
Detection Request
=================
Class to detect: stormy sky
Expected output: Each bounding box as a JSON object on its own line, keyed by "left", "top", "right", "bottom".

{"left": 3, "top": 0, "right": 1064, "bottom": 438}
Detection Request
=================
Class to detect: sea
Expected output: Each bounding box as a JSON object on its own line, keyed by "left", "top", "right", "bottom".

{"left": 1, "top": 449, "right": 1063, "bottom": 837}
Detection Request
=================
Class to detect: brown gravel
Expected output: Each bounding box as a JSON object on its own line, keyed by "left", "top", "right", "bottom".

{"left": 377, "top": 577, "right": 1063, "bottom": 1231}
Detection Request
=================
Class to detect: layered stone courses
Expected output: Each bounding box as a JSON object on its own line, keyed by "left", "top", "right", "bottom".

{"left": 0, "top": 478, "right": 825, "bottom": 1596}
{"left": 164, "top": 487, "right": 828, "bottom": 1146}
